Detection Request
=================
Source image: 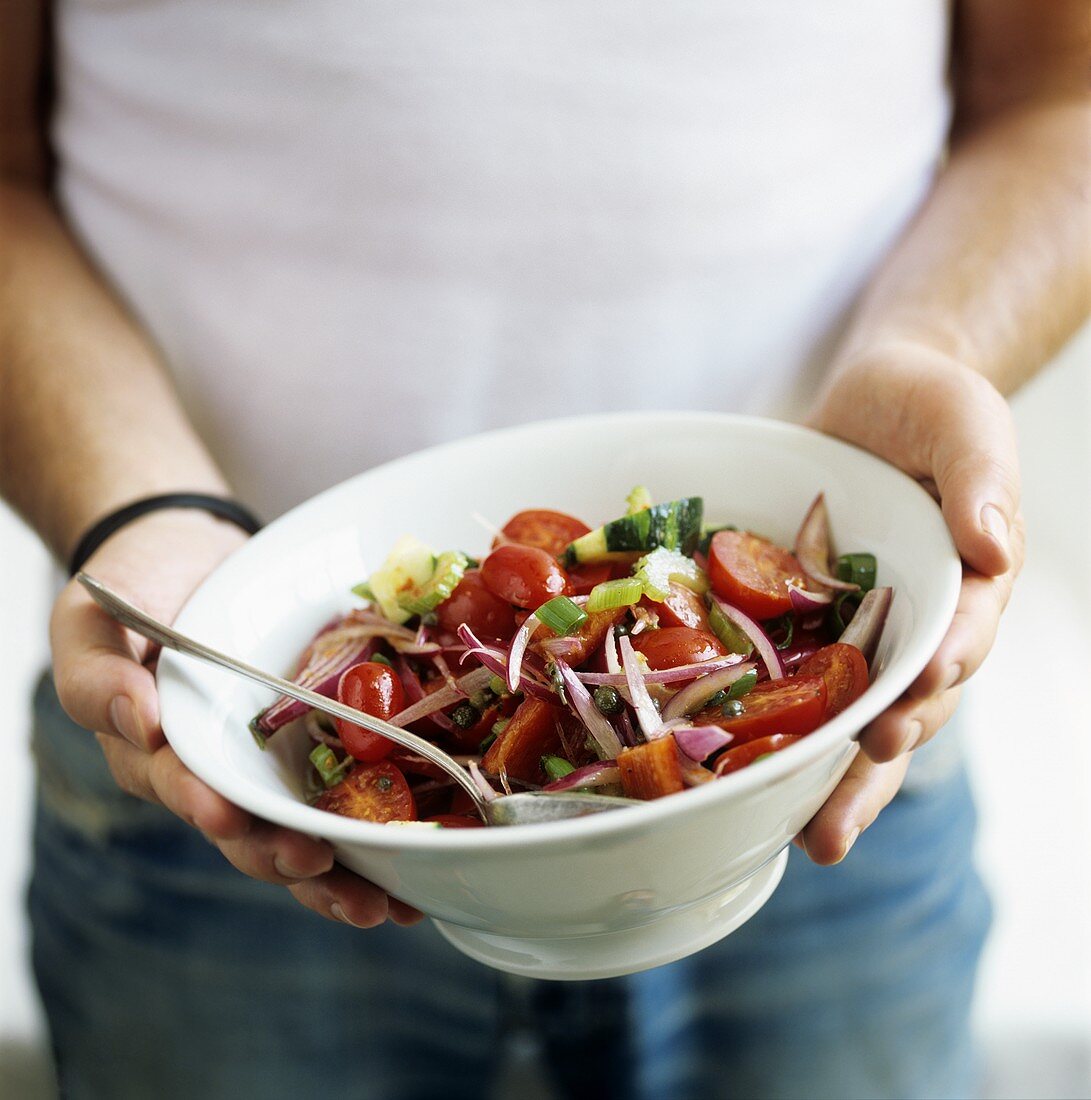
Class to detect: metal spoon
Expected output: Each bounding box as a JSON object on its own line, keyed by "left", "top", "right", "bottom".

{"left": 77, "top": 574, "right": 636, "bottom": 827}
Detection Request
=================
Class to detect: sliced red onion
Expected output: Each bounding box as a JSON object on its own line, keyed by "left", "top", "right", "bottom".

{"left": 631, "top": 605, "right": 658, "bottom": 635}
{"left": 838, "top": 586, "right": 893, "bottom": 668}
{"left": 603, "top": 626, "right": 632, "bottom": 705}
{"left": 388, "top": 639, "right": 443, "bottom": 656}
{"left": 506, "top": 614, "right": 542, "bottom": 693}
{"left": 457, "top": 624, "right": 555, "bottom": 702}
{"left": 255, "top": 632, "right": 376, "bottom": 734}
{"left": 554, "top": 660, "right": 624, "bottom": 760}
{"left": 788, "top": 582, "right": 833, "bottom": 614}
{"left": 673, "top": 724, "right": 734, "bottom": 762}
{"left": 388, "top": 666, "right": 492, "bottom": 727}
{"left": 710, "top": 596, "right": 785, "bottom": 681}
{"left": 577, "top": 652, "right": 743, "bottom": 687}
{"left": 660, "top": 661, "right": 758, "bottom": 721}
{"left": 617, "top": 711, "right": 639, "bottom": 748}
{"left": 794, "top": 492, "right": 858, "bottom": 592}
{"left": 303, "top": 710, "right": 344, "bottom": 749}
{"left": 619, "top": 634, "right": 663, "bottom": 740}
{"left": 542, "top": 760, "right": 621, "bottom": 792}
{"left": 468, "top": 761, "right": 499, "bottom": 803}
{"left": 678, "top": 751, "right": 715, "bottom": 787}
{"left": 394, "top": 654, "right": 455, "bottom": 732}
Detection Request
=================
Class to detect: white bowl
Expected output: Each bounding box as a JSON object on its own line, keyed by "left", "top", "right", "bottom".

{"left": 158, "top": 413, "right": 960, "bottom": 980}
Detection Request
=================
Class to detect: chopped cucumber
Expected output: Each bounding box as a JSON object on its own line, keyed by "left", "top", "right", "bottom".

{"left": 564, "top": 497, "right": 703, "bottom": 564}
{"left": 634, "top": 547, "right": 710, "bottom": 602}
{"left": 360, "top": 535, "right": 437, "bottom": 624}
{"left": 398, "top": 549, "right": 469, "bottom": 616}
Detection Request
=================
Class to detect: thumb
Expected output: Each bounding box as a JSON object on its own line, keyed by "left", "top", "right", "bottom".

{"left": 931, "top": 377, "right": 1020, "bottom": 577}
{"left": 50, "top": 581, "right": 164, "bottom": 752}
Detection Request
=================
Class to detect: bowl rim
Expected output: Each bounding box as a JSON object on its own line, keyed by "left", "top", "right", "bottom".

{"left": 159, "top": 411, "right": 962, "bottom": 851}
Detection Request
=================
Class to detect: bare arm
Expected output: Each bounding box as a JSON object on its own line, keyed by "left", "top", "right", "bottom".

{"left": 0, "top": 2, "right": 414, "bottom": 928}
{"left": 801, "top": 0, "right": 1090, "bottom": 862}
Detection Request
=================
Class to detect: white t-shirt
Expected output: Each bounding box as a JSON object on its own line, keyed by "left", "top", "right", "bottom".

{"left": 52, "top": 0, "right": 951, "bottom": 519}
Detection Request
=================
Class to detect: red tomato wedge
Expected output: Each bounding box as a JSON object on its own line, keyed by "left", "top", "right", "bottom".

{"left": 694, "top": 675, "right": 827, "bottom": 743}
{"left": 567, "top": 561, "right": 613, "bottom": 597}
{"left": 630, "top": 627, "right": 727, "bottom": 670}
{"left": 335, "top": 662, "right": 406, "bottom": 762}
{"left": 708, "top": 530, "right": 806, "bottom": 619}
{"left": 497, "top": 509, "right": 590, "bottom": 557}
{"left": 646, "top": 581, "right": 712, "bottom": 631}
{"left": 436, "top": 570, "right": 517, "bottom": 641}
{"left": 481, "top": 697, "right": 564, "bottom": 784}
{"left": 796, "top": 643, "right": 870, "bottom": 718}
{"left": 314, "top": 760, "right": 417, "bottom": 822}
{"left": 481, "top": 544, "right": 570, "bottom": 609}
{"left": 617, "top": 737, "right": 685, "bottom": 799}
{"left": 714, "top": 734, "right": 802, "bottom": 776}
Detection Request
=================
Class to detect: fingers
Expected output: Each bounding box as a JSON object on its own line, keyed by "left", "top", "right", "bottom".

{"left": 799, "top": 750, "right": 912, "bottom": 865}
{"left": 51, "top": 582, "right": 163, "bottom": 752}
{"left": 287, "top": 865, "right": 421, "bottom": 928}
{"left": 908, "top": 518, "right": 1024, "bottom": 700}
{"left": 858, "top": 686, "right": 962, "bottom": 763}
{"left": 96, "top": 734, "right": 252, "bottom": 837}
{"left": 931, "top": 375, "right": 1021, "bottom": 577}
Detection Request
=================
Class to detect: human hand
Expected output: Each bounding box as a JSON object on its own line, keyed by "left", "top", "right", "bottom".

{"left": 50, "top": 508, "right": 423, "bottom": 926}
{"left": 798, "top": 343, "right": 1025, "bottom": 863}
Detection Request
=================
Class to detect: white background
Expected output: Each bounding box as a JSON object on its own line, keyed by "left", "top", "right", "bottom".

{"left": 1, "top": 329, "right": 1088, "bottom": 1097}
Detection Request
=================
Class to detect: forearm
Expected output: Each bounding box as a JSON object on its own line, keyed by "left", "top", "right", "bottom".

{"left": 0, "top": 182, "right": 229, "bottom": 560}
{"left": 830, "top": 93, "right": 1091, "bottom": 397}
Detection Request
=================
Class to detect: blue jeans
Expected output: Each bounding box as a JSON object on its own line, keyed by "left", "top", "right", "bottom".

{"left": 28, "top": 674, "right": 990, "bottom": 1099}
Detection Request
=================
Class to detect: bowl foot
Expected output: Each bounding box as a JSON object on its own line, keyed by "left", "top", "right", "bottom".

{"left": 432, "top": 848, "right": 788, "bottom": 981}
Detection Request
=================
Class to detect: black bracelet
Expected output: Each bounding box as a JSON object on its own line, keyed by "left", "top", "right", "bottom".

{"left": 69, "top": 493, "right": 263, "bottom": 576}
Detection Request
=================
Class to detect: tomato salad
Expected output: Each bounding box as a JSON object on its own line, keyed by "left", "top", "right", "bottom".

{"left": 250, "top": 490, "right": 893, "bottom": 827}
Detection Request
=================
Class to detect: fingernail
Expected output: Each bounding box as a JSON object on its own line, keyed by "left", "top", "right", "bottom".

{"left": 900, "top": 719, "right": 924, "bottom": 754}
{"left": 943, "top": 664, "right": 963, "bottom": 692}
{"left": 331, "top": 903, "right": 364, "bottom": 928}
{"left": 981, "top": 505, "right": 1010, "bottom": 554}
{"left": 838, "top": 827, "right": 861, "bottom": 863}
{"left": 273, "top": 856, "right": 309, "bottom": 880}
{"left": 108, "top": 695, "right": 139, "bottom": 743}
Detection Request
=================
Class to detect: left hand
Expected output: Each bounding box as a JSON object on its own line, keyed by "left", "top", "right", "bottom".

{"left": 798, "top": 342, "right": 1025, "bottom": 863}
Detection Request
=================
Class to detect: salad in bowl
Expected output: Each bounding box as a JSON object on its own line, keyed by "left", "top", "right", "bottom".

{"left": 252, "top": 488, "right": 893, "bottom": 828}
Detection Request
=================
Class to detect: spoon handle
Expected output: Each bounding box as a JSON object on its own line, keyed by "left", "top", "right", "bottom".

{"left": 76, "top": 573, "right": 489, "bottom": 813}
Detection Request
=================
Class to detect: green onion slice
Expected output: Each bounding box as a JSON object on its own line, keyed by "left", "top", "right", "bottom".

{"left": 836, "top": 553, "right": 877, "bottom": 592}
{"left": 726, "top": 669, "right": 758, "bottom": 699}
{"left": 308, "top": 744, "right": 352, "bottom": 788}
{"left": 536, "top": 595, "right": 588, "bottom": 636}
{"left": 626, "top": 485, "right": 653, "bottom": 514}
{"left": 542, "top": 755, "right": 576, "bottom": 782}
{"left": 586, "top": 577, "right": 644, "bottom": 613}
{"left": 709, "top": 602, "right": 755, "bottom": 657}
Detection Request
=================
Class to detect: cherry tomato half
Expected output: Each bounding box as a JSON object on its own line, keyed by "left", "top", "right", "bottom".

{"left": 481, "top": 544, "right": 570, "bottom": 609}
{"left": 631, "top": 626, "right": 727, "bottom": 670}
{"left": 436, "top": 570, "right": 518, "bottom": 641}
{"left": 314, "top": 760, "right": 417, "bottom": 822}
{"left": 695, "top": 674, "right": 827, "bottom": 743}
{"left": 708, "top": 530, "right": 806, "bottom": 619}
{"left": 643, "top": 581, "right": 712, "bottom": 631}
{"left": 796, "top": 643, "right": 869, "bottom": 718}
{"left": 335, "top": 661, "right": 406, "bottom": 762}
{"left": 497, "top": 509, "right": 590, "bottom": 557}
{"left": 714, "top": 734, "right": 802, "bottom": 776}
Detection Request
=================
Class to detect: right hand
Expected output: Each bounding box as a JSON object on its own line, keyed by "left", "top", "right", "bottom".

{"left": 50, "top": 508, "right": 422, "bottom": 928}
